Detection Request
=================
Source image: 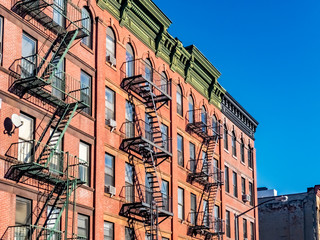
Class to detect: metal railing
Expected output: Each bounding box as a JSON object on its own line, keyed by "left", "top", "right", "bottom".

{"left": 187, "top": 160, "right": 224, "bottom": 185}
{"left": 186, "top": 109, "right": 222, "bottom": 137}
{"left": 5, "top": 139, "right": 88, "bottom": 180}
{"left": 120, "top": 185, "right": 172, "bottom": 213}
{"left": 120, "top": 59, "right": 171, "bottom": 99}
{"left": 188, "top": 212, "right": 225, "bottom": 234}
{"left": 9, "top": 54, "right": 90, "bottom": 107}
{"left": 1, "top": 224, "right": 63, "bottom": 240}
{"left": 12, "top": 0, "right": 90, "bottom": 36}
{"left": 120, "top": 120, "right": 172, "bottom": 154}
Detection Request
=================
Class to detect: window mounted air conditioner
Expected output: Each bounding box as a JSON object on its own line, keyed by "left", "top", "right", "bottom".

{"left": 106, "top": 118, "right": 117, "bottom": 129}
{"left": 105, "top": 185, "right": 116, "bottom": 196}
{"left": 106, "top": 55, "right": 116, "bottom": 67}
{"left": 242, "top": 194, "right": 251, "bottom": 203}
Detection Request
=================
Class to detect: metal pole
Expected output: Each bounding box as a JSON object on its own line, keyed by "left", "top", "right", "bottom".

{"left": 235, "top": 215, "right": 239, "bottom": 240}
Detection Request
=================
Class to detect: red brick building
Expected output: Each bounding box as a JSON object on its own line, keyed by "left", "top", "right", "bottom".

{"left": 0, "top": 0, "right": 258, "bottom": 239}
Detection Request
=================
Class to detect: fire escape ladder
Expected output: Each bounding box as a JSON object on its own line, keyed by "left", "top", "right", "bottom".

{"left": 144, "top": 202, "right": 159, "bottom": 240}
{"left": 129, "top": 155, "right": 144, "bottom": 203}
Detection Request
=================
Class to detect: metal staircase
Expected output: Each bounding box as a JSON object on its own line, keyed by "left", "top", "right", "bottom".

{"left": 119, "top": 59, "right": 172, "bottom": 240}
{"left": 2, "top": 0, "right": 90, "bottom": 239}
{"left": 186, "top": 110, "right": 225, "bottom": 239}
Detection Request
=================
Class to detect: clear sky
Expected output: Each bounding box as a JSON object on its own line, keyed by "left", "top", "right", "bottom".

{"left": 152, "top": 0, "right": 320, "bottom": 195}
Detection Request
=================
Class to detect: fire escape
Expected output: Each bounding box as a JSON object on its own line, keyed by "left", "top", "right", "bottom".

{"left": 186, "top": 109, "right": 225, "bottom": 240}
{"left": 1, "top": 0, "right": 89, "bottom": 239}
{"left": 119, "top": 59, "right": 173, "bottom": 240}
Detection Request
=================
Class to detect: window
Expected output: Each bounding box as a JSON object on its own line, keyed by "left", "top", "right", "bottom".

{"left": 162, "top": 238, "right": 169, "bottom": 240}
{"left": 47, "top": 206, "right": 60, "bottom": 240}
{"left": 203, "top": 200, "right": 209, "bottom": 227}
{"left": 201, "top": 106, "right": 207, "bottom": 132}
{"left": 249, "top": 182, "right": 253, "bottom": 206}
{"left": 49, "top": 128, "right": 62, "bottom": 173}
{"left": 241, "top": 177, "right": 246, "bottom": 196}
{"left": 161, "top": 180, "right": 169, "bottom": 211}
{"left": 214, "top": 205, "right": 220, "bottom": 232}
{"left": 226, "top": 210, "right": 231, "bottom": 237}
{"left": 225, "top": 166, "right": 229, "bottom": 193}
{"left": 105, "top": 153, "right": 115, "bottom": 187}
{"left": 125, "top": 227, "right": 134, "bottom": 240}
{"left": 189, "top": 142, "right": 195, "bottom": 172}
{"left": 233, "top": 171, "right": 238, "bottom": 198}
{"left": 105, "top": 87, "right": 115, "bottom": 121}
{"left": 0, "top": 16, "right": 3, "bottom": 65}
{"left": 52, "top": 55, "right": 64, "bottom": 99}
{"left": 240, "top": 139, "right": 245, "bottom": 163}
{"left": 104, "top": 221, "right": 114, "bottom": 240}
{"left": 106, "top": 27, "right": 116, "bottom": 60}
{"left": 78, "top": 214, "right": 89, "bottom": 239}
{"left": 81, "top": 71, "right": 91, "bottom": 115}
{"left": 145, "top": 172, "right": 153, "bottom": 205}
{"left": 190, "top": 193, "right": 196, "bottom": 225}
{"left": 243, "top": 218, "right": 247, "bottom": 239}
{"left": 176, "top": 85, "right": 183, "bottom": 116}
{"left": 160, "top": 71, "right": 168, "bottom": 94}
{"left": 21, "top": 33, "right": 37, "bottom": 78}
{"left": 125, "top": 101, "right": 135, "bottom": 138}
{"left": 125, "top": 163, "right": 134, "bottom": 202}
{"left": 188, "top": 95, "right": 194, "bottom": 123}
{"left": 178, "top": 187, "right": 184, "bottom": 220}
{"left": 144, "top": 58, "right": 153, "bottom": 82}
{"left": 53, "top": 0, "right": 65, "bottom": 27}
{"left": 81, "top": 8, "right": 92, "bottom": 48}
{"left": 18, "top": 113, "right": 34, "bottom": 163}
{"left": 224, "top": 125, "right": 228, "bottom": 150}
{"left": 212, "top": 115, "right": 217, "bottom": 134}
{"left": 248, "top": 146, "right": 253, "bottom": 169}
{"left": 177, "top": 134, "right": 184, "bottom": 166}
{"left": 126, "top": 43, "right": 135, "bottom": 77}
{"left": 15, "top": 197, "right": 31, "bottom": 238}
{"left": 250, "top": 222, "right": 254, "bottom": 240}
{"left": 232, "top": 131, "right": 236, "bottom": 156}
{"left": 79, "top": 141, "right": 90, "bottom": 185}
{"left": 161, "top": 124, "right": 169, "bottom": 151}
{"left": 145, "top": 113, "right": 153, "bottom": 142}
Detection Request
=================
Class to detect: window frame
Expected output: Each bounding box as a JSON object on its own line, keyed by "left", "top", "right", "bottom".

{"left": 81, "top": 7, "right": 92, "bottom": 48}
{"left": 188, "top": 95, "right": 194, "bottom": 123}
{"left": 248, "top": 146, "right": 253, "bottom": 169}
{"left": 77, "top": 214, "right": 89, "bottom": 239}
{"left": 0, "top": 16, "right": 3, "bottom": 66}
{"left": 105, "top": 87, "right": 115, "bottom": 121}
{"left": 240, "top": 139, "right": 245, "bottom": 163}
{"left": 79, "top": 141, "right": 90, "bottom": 185}
{"left": 177, "top": 134, "right": 184, "bottom": 167}
{"left": 15, "top": 196, "right": 32, "bottom": 225}
{"left": 190, "top": 193, "right": 196, "bottom": 225}
{"left": 106, "top": 27, "right": 116, "bottom": 59}
{"left": 176, "top": 85, "right": 183, "bottom": 116}
{"left": 243, "top": 218, "right": 248, "bottom": 239}
{"left": 226, "top": 210, "right": 231, "bottom": 237}
{"left": 224, "top": 125, "right": 228, "bottom": 151}
{"left": 225, "top": 166, "right": 229, "bottom": 193}
{"left": 105, "top": 153, "right": 115, "bottom": 187}
{"left": 126, "top": 43, "right": 135, "bottom": 77}
{"left": 104, "top": 221, "right": 114, "bottom": 240}
{"left": 178, "top": 187, "right": 184, "bottom": 220}
{"left": 232, "top": 131, "right": 237, "bottom": 157}
{"left": 249, "top": 182, "right": 254, "bottom": 206}
{"left": 80, "top": 70, "right": 92, "bottom": 115}
{"left": 233, "top": 171, "right": 238, "bottom": 198}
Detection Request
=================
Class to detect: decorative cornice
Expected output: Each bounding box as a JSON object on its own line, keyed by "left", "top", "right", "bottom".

{"left": 221, "top": 92, "right": 258, "bottom": 139}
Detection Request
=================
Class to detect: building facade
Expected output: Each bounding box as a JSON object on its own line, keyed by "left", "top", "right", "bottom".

{"left": 258, "top": 186, "right": 320, "bottom": 240}
{"left": 0, "top": 0, "right": 258, "bottom": 239}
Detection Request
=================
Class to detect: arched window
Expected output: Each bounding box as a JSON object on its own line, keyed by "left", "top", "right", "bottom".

{"left": 188, "top": 95, "right": 194, "bottom": 123}
{"left": 232, "top": 131, "right": 237, "bottom": 157}
{"left": 144, "top": 58, "right": 153, "bottom": 82}
{"left": 106, "top": 27, "right": 116, "bottom": 60}
{"left": 160, "top": 71, "right": 168, "bottom": 94}
{"left": 126, "top": 43, "right": 135, "bottom": 77}
{"left": 81, "top": 8, "right": 92, "bottom": 48}
{"left": 212, "top": 115, "right": 217, "bottom": 135}
{"left": 176, "top": 85, "right": 183, "bottom": 116}
{"left": 224, "top": 125, "right": 228, "bottom": 150}
{"left": 201, "top": 106, "right": 207, "bottom": 132}
{"left": 240, "top": 139, "right": 245, "bottom": 163}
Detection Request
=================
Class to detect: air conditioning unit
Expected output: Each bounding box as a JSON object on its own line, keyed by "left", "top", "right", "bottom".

{"left": 105, "top": 185, "right": 116, "bottom": 196}
{"left": 106, "top": 55, "right": 117, "bottom": 66}
{"left": 242, "top": 194, "right": 251, "bottom": 203}
{"left": 106, "top": 118, "right": 117, "bottom": 129}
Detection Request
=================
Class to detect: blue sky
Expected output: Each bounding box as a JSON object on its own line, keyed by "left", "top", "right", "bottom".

{"left": 152, "top": 0, "right": 320, "bottom": 195}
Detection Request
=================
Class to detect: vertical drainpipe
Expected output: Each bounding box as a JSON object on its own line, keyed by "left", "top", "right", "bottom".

{"left": 169, "top": 78, "right": 173, "bottom": 240}
{"left": 93, "top": 15, "right": 99, "bottom": 240}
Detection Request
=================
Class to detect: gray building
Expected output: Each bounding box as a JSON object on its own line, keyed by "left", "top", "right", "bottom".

{"left": 258, "top": 185, "right": 320, "bottom": 240}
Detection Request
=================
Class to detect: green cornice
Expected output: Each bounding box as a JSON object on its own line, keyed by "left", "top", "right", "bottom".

{"left": 97, "top": 0, "right": 226, "bottom": 109}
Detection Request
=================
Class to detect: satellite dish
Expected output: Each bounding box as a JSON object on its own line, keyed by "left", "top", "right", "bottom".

{"left": 11, "top": 114, "right": 23, "bottom": 128}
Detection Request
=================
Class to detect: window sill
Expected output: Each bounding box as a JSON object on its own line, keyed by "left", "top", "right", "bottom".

{"left": 177, "top": 113, "right": 184, "bottom": 120}
{"left": 80, "top": 42, "right": 94, "bottom": 55}
{"left": 224, "top": 148, "right": 229, "bottom": 154}
{"left": 232, "top": 155, "right": 237, "bottom": 160}
{"left": 248, "top": 166, "right": 253, "bottom": 171}
{"left": 105, "top": 61, "right": 117, "bottom": 71}
{"left": 80, "top": 184, "right": 94, "bottom": 192}
{"left": 79, "top": 111, "right": 94, "bottom": 121}
{"left": 240, "top": 161, "right": 246, "bottom": 166}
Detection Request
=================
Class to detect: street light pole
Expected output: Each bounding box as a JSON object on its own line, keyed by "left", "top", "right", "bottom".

{"left": 234, "top": 195, "right": 288, "bottom": 240}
